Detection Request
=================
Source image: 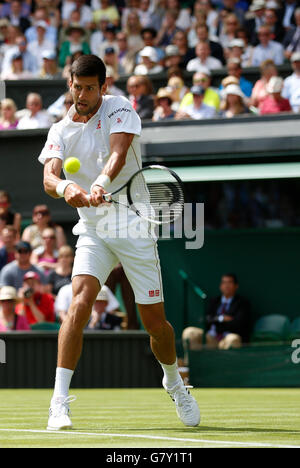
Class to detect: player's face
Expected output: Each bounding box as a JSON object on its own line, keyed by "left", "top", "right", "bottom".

{"left": 70, "top": 75, "right": 105, "bottom": 116}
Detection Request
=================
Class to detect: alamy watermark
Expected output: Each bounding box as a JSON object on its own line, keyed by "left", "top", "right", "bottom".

{"left": 94, "top": 198, "right": 205, "bottom": 250}
{"left": 291, "top": 339, "right": 300, "bottom": 364}
{"left": 0, "top": 339, "right": 6, "bottom": 364}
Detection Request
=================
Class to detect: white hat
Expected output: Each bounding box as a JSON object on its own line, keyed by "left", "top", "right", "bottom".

{"left": 42, "top": 49, "right": 56, "bottom": 60}
{"left": 35, "top": 20, "right": 48, "bottom": 29}
{"left": 265, "top": 0, "right": 279, "bottom": 9}
{"left": 140, "top": 46, "right": 157, "bottom": 62}
{"left": 96, "top": 287, "right": 109, "bottom": 302}
{"left": 193, "top": 65, "right": 211, "bottom": 77}
{"left": 291, "top": 51, "right": 300, "bottom": 62}
{"left": 229, "top": 39, "right": 245, "bottom": 49}
{"left": 224, "top": 84, "right": 245, "bottom": 98}
{"left": 250, "top": 0, "right": 266, "bottom": 11}
{"left": 0, "top": 286, "right": 17, "bottom": 301}
{"left": 165, "top": 45, "right": 179, "bottom": 57}
{"left": 266, "top": 76, "right": 283, "bottom": 93}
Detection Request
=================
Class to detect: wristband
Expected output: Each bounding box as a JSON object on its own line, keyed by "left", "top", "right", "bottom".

{"left": 56, "top": 180, "right": 75, "bottom": 198}
{"left": 91, "top": 174, "right": 111, "bottom": 191}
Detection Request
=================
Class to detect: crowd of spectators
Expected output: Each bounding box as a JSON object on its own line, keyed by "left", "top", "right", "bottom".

{"left": 0, "top": 195, "right": 130, "bottom": 331}
{"left": 0, "top": 0, "right": 300, "bottom": 126}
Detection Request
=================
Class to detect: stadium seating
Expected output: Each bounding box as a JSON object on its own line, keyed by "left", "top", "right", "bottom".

{"left": 30, "top": 322, "right": 61, "bottom": 331}
{"left": 251, "top": 314, "right": 291, "bottom": 342}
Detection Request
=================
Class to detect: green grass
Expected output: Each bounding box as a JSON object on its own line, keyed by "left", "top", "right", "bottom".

{"left": 0, "top": 388, "right": 300, "bottom": 448}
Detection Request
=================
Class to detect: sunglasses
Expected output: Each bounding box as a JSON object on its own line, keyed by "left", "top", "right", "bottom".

{"left": 17, "top": 249, "right": 30, "bottom": 254}
{"left": 34, "top": 210, "right": 49, "bottom": 216}
{"left": 43, "top": 236, "right": 55, "bottom": 240}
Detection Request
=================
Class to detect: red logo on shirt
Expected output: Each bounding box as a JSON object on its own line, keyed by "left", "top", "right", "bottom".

{"left": 149, "top": 290, "right": 160, "bottom": 297}
{"left": 149, "top": 290, "right": 154, "bottom": 297}
{"left": 96, "top": 120, "right": 101, "bottom": 129}
{"left": 116, "top": 117, "right": 122, "bottom": 123}
{"left": 47, "top": 144, "right": 60, "bottom": 151}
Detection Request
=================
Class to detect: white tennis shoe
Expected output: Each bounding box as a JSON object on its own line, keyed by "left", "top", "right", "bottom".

{"left": 163, "top": 377, "right": 200, "bottom": 427}
{"left": 47, "top": 395, "right": 76, "bottom": 431}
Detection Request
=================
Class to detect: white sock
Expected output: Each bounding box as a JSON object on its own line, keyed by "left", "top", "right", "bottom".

{"left": 160, "top": 360, "right": 182, "bottom": 389}
{"left": 52, "top": 367, "right": 74, "bottom": 401}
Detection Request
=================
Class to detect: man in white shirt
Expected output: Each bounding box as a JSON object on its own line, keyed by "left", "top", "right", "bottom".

{"left": 27, "top": 21, "right": 56, "bottom": 71}
{"left": 176, "top": 84, "right": 217, "bottom": 120}
{"left": 17, "top": 93, "right": 53, "bottom": 129}
{"left": 251, "top": 24, "right": 284, "bottom": 66}
{"left": 282, "top": 52, "right": 300, "bottom": 112}
{"left": 40, "top": 54, "right": 200, "bottom": 431}
{"left": 2, "top": 34, "right": 39, "bottom": 77}
{"left": 186, "top": 41, "right": 223, "bottom": 72}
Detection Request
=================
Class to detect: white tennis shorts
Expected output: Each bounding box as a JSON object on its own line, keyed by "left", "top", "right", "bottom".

{"left": 72, "top": 216, "right": 164, "bottom": 304}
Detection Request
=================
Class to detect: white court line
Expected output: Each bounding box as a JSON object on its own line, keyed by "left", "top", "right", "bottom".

{"left": 0, "top": 428, "right": 299, "bottom": 448}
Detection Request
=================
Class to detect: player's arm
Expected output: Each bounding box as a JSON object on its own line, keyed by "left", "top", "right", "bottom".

{"left": 43, "top": 157, "right": 90, "bottom": 208}
{"left": 89, "top": 132, "right": 135, "bottom": 206}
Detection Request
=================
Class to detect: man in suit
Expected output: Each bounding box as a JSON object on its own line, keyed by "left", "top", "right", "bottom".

{"left": 5, "top": 0, "right": 31, "bottom": 34}
{"left": 182, "top": 273, "right": 251, "bottom": 361}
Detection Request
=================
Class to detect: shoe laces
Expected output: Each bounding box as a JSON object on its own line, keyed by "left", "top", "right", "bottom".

{"left": 50, "top": 395, "right": 76, "bottom": 417}
{"left": 169, "top": 383, "right": 194, "bottom": 408}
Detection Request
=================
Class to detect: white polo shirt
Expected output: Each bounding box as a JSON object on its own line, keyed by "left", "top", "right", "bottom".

{"left": 38, "top": 95, "right": 142, "bottom": 225}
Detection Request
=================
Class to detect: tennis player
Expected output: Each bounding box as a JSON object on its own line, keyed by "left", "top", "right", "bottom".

{"left": 39, "top": 55, "right": 200, "bottom": 430}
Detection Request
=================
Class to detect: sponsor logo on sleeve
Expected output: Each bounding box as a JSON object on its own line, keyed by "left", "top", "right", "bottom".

{"left": 108, "top": 107, "right": 131, "bottom": 118}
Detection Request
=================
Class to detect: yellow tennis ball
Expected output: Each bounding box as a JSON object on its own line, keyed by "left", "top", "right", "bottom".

{"left": 64, "top": 157, "right": 81, "bottom": 174}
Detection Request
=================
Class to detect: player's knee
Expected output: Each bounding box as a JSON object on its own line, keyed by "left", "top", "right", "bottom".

{"left": 144, "top": 317, "right": 170, "bottom": 338}
{"left": 68, "top": 294, "right": 94, "bottom": 329}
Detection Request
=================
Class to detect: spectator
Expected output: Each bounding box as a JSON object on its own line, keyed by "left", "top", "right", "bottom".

{"left": 87, "top": 286, "right": 123, "bottom": 330}
{"left": 226, "top": 38, "right": 246, "bottom": 64}
{"left": 39, "top": 50, "right": 61, "bottom": 79}
{"left": 163, "top": 44, "right": 181, "bottom": 69}
{"left": 47, "top": 245, "right": 74, "bottom": 296}
{"left": 0, "top": 226, "right": 17, "bottom": 271}
{"left": 95, "top": 23, "right": 118, "bottom": 59}
{"left": 167, "top": 75, "right": 189, "bottom": 111}
{"left": 282, "top": 52, "right": 300, "bottom": 113}
{"left": 62, "top": 50, "right": 84, "bottom": 80}
{"left": 30, "top": 227, "right": 59, "bottom": 276}
{"left": 190, "top": 23, "right": 225, "bottom": 64}
{"left": 103, "top": 46, "right": 119, "bottom": 77}
{"left": 27, "top": 20, "right": 56, "bottom": 71}
{"left": 134, "top": 46, "right": 163, "bottom": 75}
{"left": 90, "top": 17, "right": 110, "bottom": 56}
{"left": 179, "top": 68, "right": 220, "bottom": 112}
{"left": 15, "top": 271, "right": 55, "bottom": 325}
{"left": 2, "top": 34, "right": 39, "bottom": 77}
{"left": 1, "top": 51, "right": 35, "bottom": 79}
{"left": 244, "top": 0, "right": 266, "bottom": 45}
{"left": 61, "top": 0, "right": 93, "bottom": 30}
{"left": 250, "top": 58, "right": 278, "bottom": 108}
{"left": 182, "top": 273, "right": 251, "bottom": 360}
{"left": 251, "top": 24, "right": 284, "bottom": 66}
{"left": 116, "top": 31, "right": 135, "bottom": 75}
{"left": 187, "top": 40, "right": 223, "bottom": 72}
{"left": 224, "top": 57, "right": 253, "bottom": 97}
{"left": 0, "top": 286, "right": 30, "bottom": 331}
{"left": 176, "top": 84, "right": 216, "bottom": 120}
{"left": 0, "top": 241, "right": 47, "bottom": 290}
{"left": 25, "top": 6, "right": 57, "bottom": 47}
{"left": 152, "top": 87, "right": 176, "bottom": 122}
{"left": 105, "top": 66, "right": 125, "bottom": 97}
{"left": 126, "top": 74, "right": 154, "bottom": 120}
{"left": 22, "top": 204, "right": 66, "bottom": 251}
{"left": 137, "top": 0, "right": 161, "bottom": 30}
{"left": 58, "top": 23, "right": 90, "bottom": 68}
{"left": 92, "top": 0, "right": 120, "bottom": 28}
{"left": 155, "top": 9, "right": 182, "bottom": 47}
{"left": 172, "top": 30, "right": 196, "bottom": 68}
{"left": 4, "top": 0, "right": 30, "bottom": 34}
{"left": 259, "top": 76, "right": 292, "bottom": 115}
{"left": 192, "top": 0, "right": 218, "bottom": 37}
{"left": 264, "top": 7, "right": 285, "bottom": 43}
{"left": 0, "top": 24, "right": 20, "bottom": 67}
{"left": 121, "top": 0, "right": 141, "bottom": 29}
{"left": 220, "top": 83, "right": 249, "bottom": 117}
{"left": 166, "top": 0, "right": 192, "bottom": 31}
{"left": 222, "top": 0, "right": 245, "bottom": 24}
{"left": 105, "top": 263, "right": 139, "bottom": 330}
{"left": 219, "top": 12, "right": 241, "bottom": 50}
{"left": 0, "top": 98, "right": 19, "bottom": 129}
{"left": 0, "top": 190, "right": 21, "bottom": 237}
{"left": 54, "top": 282, "right": 72, "bottom": 323}
{"left": 279, "top": 0, "right": 299, "bottom": 31}
{"left": 124, "top": 9, "right": 144, "bottom": 54}
{"left": 17, "top": 93, "right": 53, "bottom": 129}
{"left": 283, "top": 7, "right": 300, "bottom": 59}
{"left": 236, "top": 27, "right": 255, "bottom": 67}
{"left": 0, "top": 0, "right": 31, "bottom": 19}
{"left": 137, "top": 27, "right": 164, "bottom": 65}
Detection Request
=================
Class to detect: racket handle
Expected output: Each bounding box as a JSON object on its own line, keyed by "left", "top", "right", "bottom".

{"left": 86, "top": 193, "right": 112, "bottom": 205}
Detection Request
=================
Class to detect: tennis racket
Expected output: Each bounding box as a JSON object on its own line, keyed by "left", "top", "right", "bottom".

{"left": 90, "top": 165, "right": 184, "bottom": 225}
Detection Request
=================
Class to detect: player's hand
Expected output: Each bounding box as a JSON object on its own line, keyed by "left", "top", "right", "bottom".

{"left": 89, "top": 185, "right": 108, "bottom": 207}
{"left": 64, "top": 183, "right": 90, "bottom": 208}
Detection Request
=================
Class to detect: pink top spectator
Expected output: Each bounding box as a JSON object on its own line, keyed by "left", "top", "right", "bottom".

{"left": 0, "top": 314, "right": 30, "bottom": 331}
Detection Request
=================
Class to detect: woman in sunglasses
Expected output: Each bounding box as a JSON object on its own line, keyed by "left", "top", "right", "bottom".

{"left": 22, "top": 204, "right": 66, "bottom": 251}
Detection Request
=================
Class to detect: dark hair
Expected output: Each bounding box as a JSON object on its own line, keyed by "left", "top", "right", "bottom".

{"left": 70, "top": 54, "right": 106, "bottom": 87}
{"left": 0, "top": 190, "right": 11, "bottom": 202}
{"left": 141, "top": 27, "right": 157, "bottom": 39}
{"left": 222, "top": 273, "right": 238, "bottom": 284}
